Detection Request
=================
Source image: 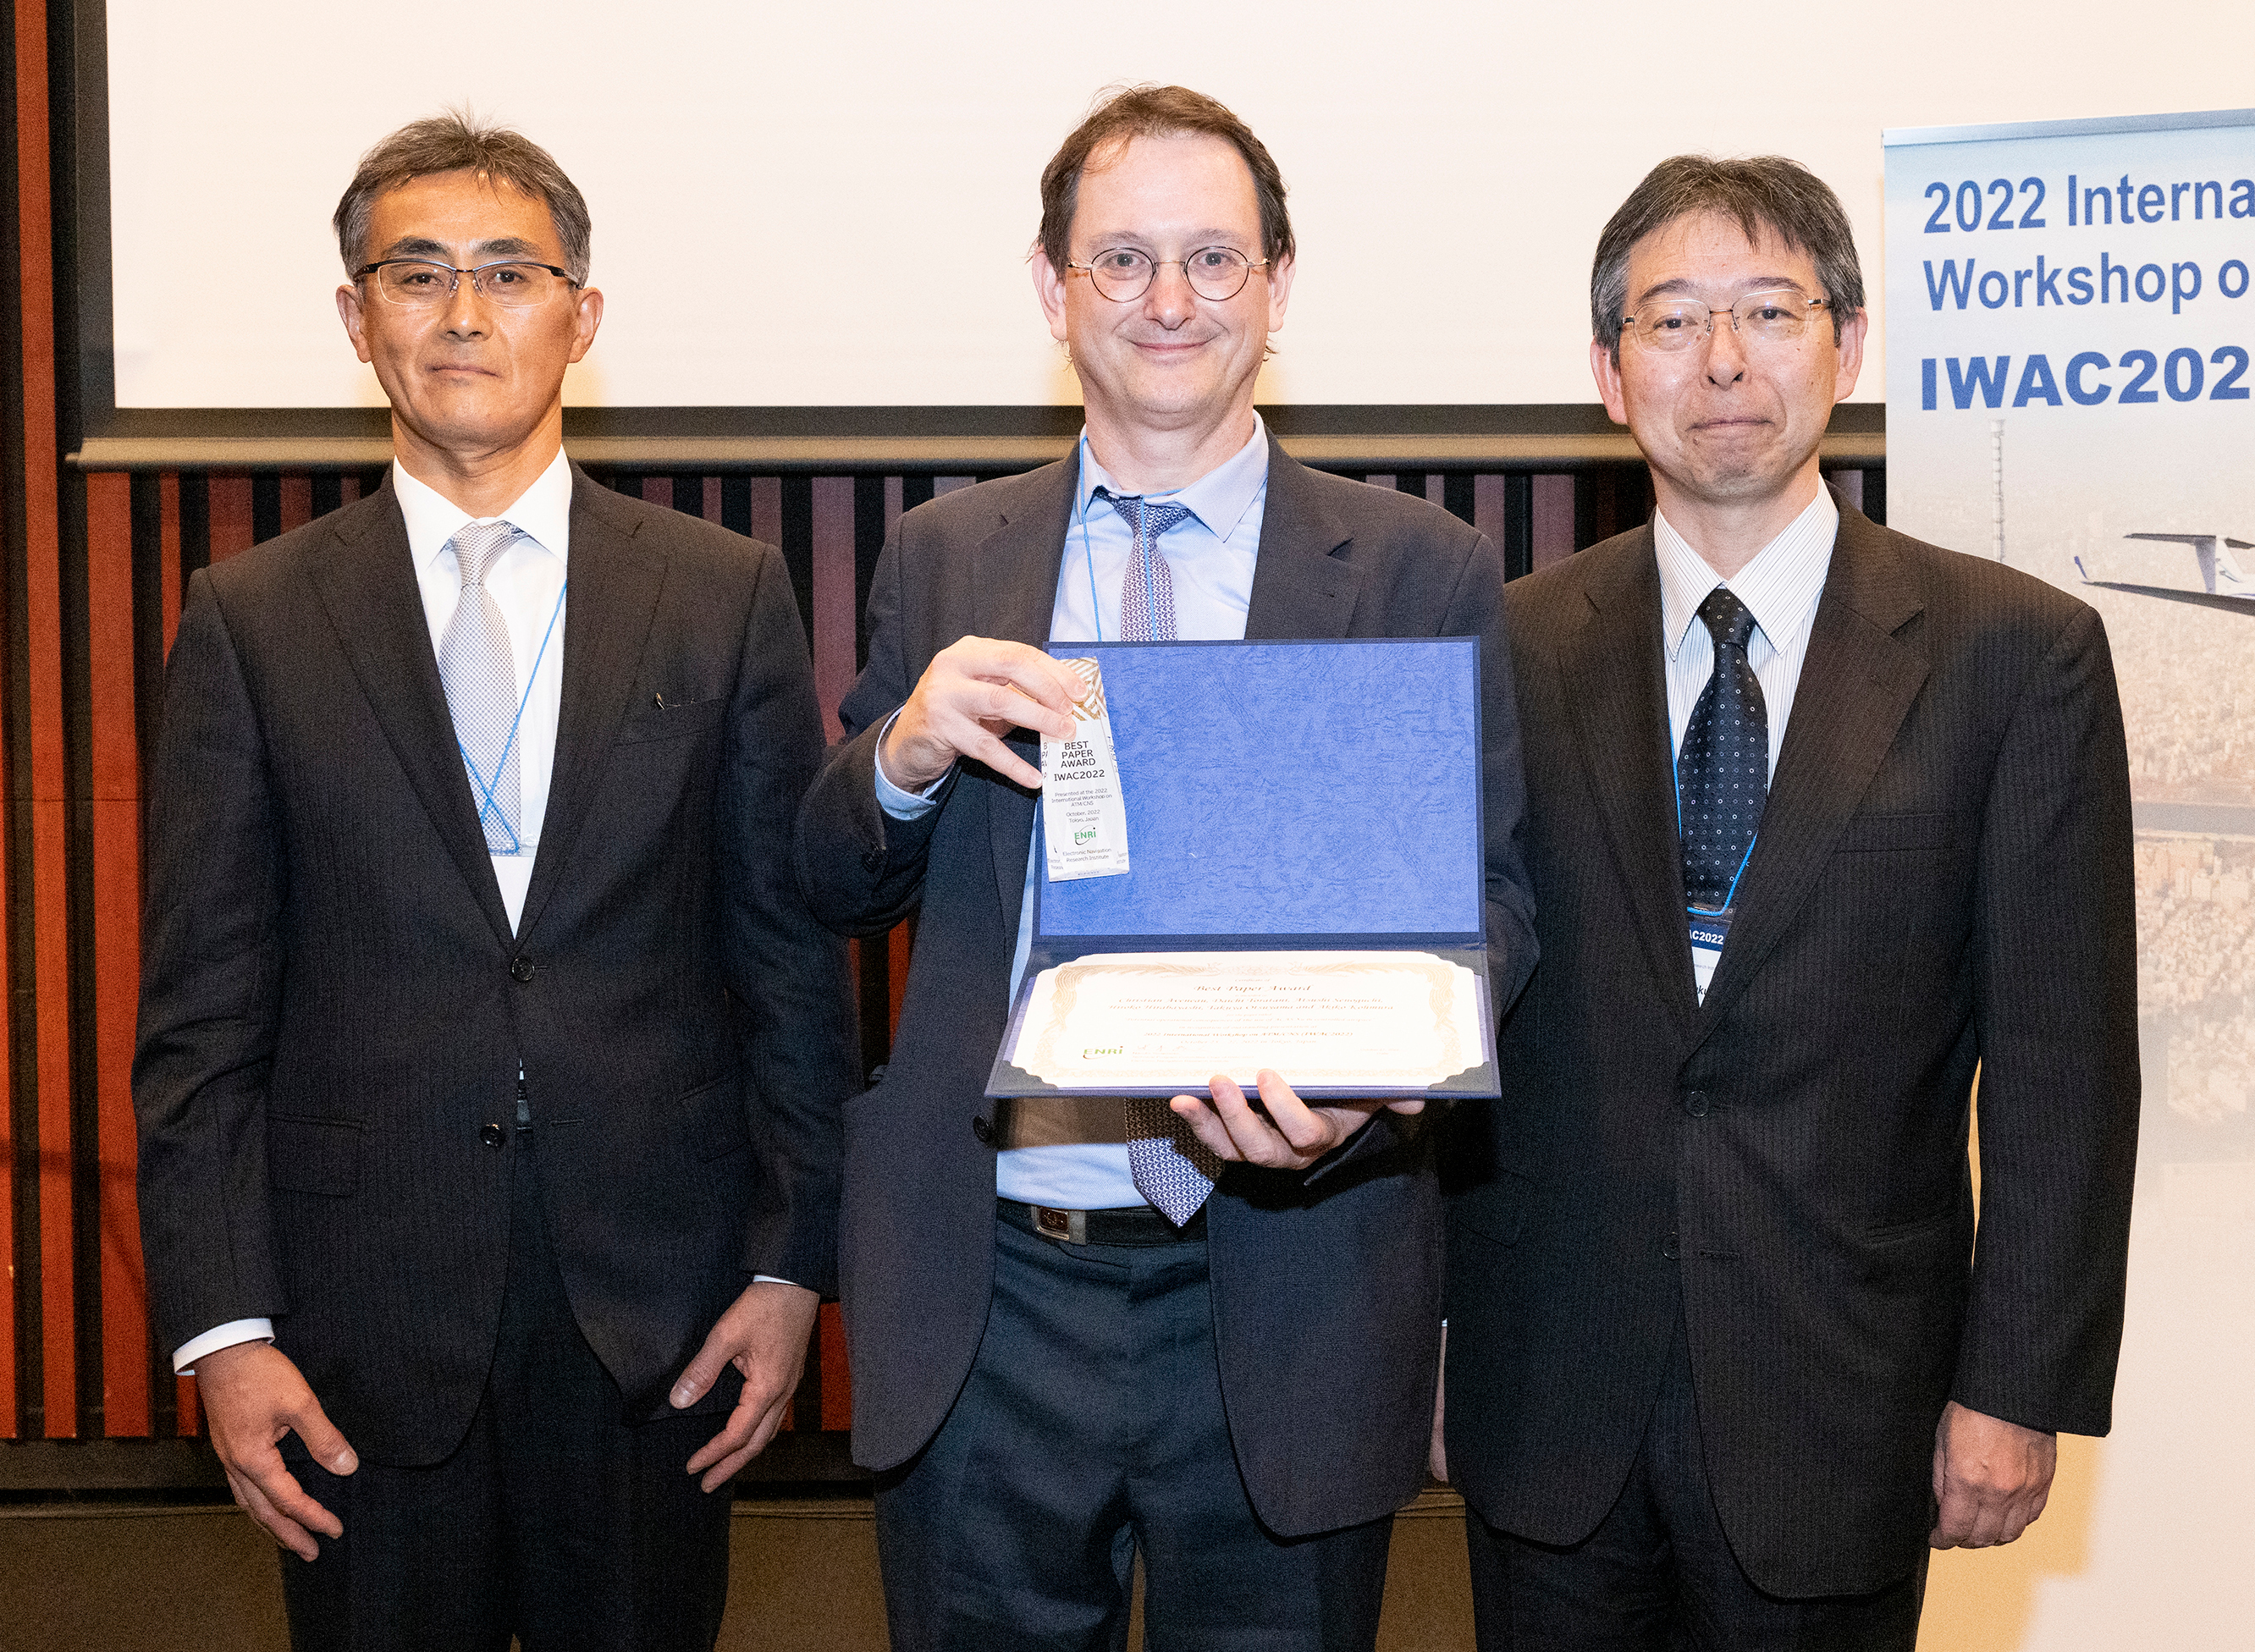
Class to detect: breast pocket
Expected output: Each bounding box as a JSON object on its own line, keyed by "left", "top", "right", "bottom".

{"left": 617, "top": 696, "right": 726, "bottom": 746}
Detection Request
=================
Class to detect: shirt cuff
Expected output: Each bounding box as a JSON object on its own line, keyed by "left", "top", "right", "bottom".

{"left": 751, "top": 1275, "right": 800, "bottom": 1289}
{"left": 174, "top": 1318, "right": 274, "bottom": 1374}
{"left": 872, "top": 708, "right": 951, "bottom": 819}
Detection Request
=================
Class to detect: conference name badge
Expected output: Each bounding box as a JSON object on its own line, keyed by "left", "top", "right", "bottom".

{"left": 1687, "top": 906, "right": 1731, "bottom": 1005}
{"left": 1041, "top": 658, "right": 1131, "bottom": 881}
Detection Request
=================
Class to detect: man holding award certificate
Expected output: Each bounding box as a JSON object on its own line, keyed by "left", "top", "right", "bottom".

{"left": 795, "top": 85, "right": 1536, "bottom": 1651}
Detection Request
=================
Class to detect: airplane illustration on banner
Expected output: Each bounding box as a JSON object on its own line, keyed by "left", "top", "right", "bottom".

{"left": 2076, "top": 533, "right": 2255, "bottom": 614}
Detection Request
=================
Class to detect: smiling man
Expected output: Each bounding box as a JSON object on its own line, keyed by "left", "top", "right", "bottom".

{"left": 1437, "top": 156, "right": 2141, "bottom": 1650}
{"left": 133, "top": 115, "right": 857, "bottom": 1649}
{"left": 793, "top": 85, "right": 1535, "bottom": 1650}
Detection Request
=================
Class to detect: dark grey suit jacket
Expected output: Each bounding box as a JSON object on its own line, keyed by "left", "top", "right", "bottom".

{"left": 134, "top": 466, "right": 860, "bottom": 1464}
{"left": 792, "top": 438, "right": 1538, "bottom": 1536}
{"left": 1442, "top": 495, "right": 2139, "bottom": 1596}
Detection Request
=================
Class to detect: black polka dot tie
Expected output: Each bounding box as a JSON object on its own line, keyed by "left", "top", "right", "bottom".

{"left": 1678, "top": 588, "right": 1767, "bottom": 910}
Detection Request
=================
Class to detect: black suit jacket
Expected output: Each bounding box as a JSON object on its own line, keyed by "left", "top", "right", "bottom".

{"left": 134, "top": 466, "right": 859, "bottom": 1464}
{"left": 1442, "top": 496, "right": 2139, "bottom": 1596}
{"left": 792, "top": 438, "right": 1538, "bottom": 1536}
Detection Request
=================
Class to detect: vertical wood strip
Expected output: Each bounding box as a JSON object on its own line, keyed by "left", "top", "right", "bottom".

{"left": 811, "top": 479, "right": 856, "bottom": 741}
{"left": 746, "top": 477, "right": 781, "bottom": 551}
{"left": 702, "top": 477, "right": 722, "bottom": 524}
{"left": 158, "top": 475, "right": 182, "bottom": 656}
{"left": 1425, "top": 475, "right": 1445, "bottom": 506}
{"left": 641, "top": 476, "right": 670, "bottom": 508}
{"left": 1532, "top": 475, "right": 1576, "bottom": 570}
{"left": 818, "top": 1302, "right": 852, "bottom": 1430}
{"left": 86, "top": 476, "right": 148, "bottom": 1436}
{"left": 279, "top": 476, "right": 312, "bottom": 535}
{"left": 16, "top": 0, "right": 75, "bottom": 1438}
{"left": 1472, "top": 475, "right": 1508, "bottom": 546}
{"left": 207, "top": 476, "right": 254, "bottom": 563}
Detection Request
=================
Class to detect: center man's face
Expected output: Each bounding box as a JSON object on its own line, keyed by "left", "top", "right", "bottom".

{"left": 336, "top": 169, "right": 602, "bottom": 458}
{"left": 1592, "top": 212, "right": 1865, "bottom": 509}
{"left": 1039, "top": 132, "right": 1293, "bottom": 432}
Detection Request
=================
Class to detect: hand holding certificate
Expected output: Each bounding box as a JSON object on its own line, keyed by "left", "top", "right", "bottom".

{"left": 876, "top": 636, "right": 1082, "bottom": 792}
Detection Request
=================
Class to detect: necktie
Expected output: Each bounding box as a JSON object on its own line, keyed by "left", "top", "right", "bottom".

{"left": 1090, "top": 487, "right": 1216, "bottom": 1220}
{"left": 1095, "top": 487, "right": 1188, "bottom": 642}
{"left": 1677, "top": 587, "right": 1767, "bottom": 910}
{"left": 438, "top": 520, "right": 525, "bottom": 854}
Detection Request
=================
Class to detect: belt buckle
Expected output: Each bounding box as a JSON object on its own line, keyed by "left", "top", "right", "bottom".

{"left": 1034, "top": 1205, "right": 1089, "bottom": 1245}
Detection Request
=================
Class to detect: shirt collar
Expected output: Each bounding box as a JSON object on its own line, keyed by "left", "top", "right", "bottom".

{"left": 1656, "top": 484, "right": 1838, "bottom": 660}
{"left": 394, "top": 447, "right": 575, "bottom": 572}
{"left": 1073, "top": 412, "right": 1270, "bottom": 543}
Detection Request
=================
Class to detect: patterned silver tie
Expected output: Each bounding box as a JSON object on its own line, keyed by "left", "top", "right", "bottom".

{"left": 438, "top": 520, "right": 524, "bottom": 854}
{"left": 1096, "top": 488, "right": 1188, "bottom": 642}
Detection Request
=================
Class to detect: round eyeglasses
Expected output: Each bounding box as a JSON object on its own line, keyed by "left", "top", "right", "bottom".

{"left": 1067, "top": 245, "right": 1271, "bottom": 304}
{"left": 354, "top": 259, "right": 580, "bottom": 309}
{"left": 1621, "top": 290, "right": 1831, "bottom": 351}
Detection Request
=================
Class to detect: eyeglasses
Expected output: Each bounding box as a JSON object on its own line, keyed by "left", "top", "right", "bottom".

{"left": 1067, "top": 246, "right": 1271, "bottom": 303}
{"left": 354, "top": 259, "right": 580, "bottom": 309}
{"left": 1621, "top": 290, "right": 1830, "bottom": 351}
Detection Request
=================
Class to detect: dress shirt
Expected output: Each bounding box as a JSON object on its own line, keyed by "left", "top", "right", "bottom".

{"left": 1656, "top": 482, "right": 1838, "bottom": 781}
{"left": 876, "top": 417, "right": 1270, "bottom": 1209}
{"left": 174, "top": 451, "right": 573, "bottom": 1375}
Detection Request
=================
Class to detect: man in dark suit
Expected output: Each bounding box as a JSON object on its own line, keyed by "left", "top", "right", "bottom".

{"left": 133, "top": 115, "right": 857, "bottom": 1649}
{"left": 1438, "top": 156, "right": 2139, "bottom": 1649}
{"left": 792, "top": 85, "right": 1536, "bottom": 1650}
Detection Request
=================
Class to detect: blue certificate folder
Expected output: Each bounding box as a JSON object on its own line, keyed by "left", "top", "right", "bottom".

{"left": 985, "top": 637, "right": 1500, "bottom": 1101}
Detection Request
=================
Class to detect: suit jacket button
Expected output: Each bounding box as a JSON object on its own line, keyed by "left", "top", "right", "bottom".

{"left": 480, "top": 1123, "right": 506, "bottom": 1149}
{"left": 1684, "top": 1089, "right": 1710, "bottom": 1117}
{"left": 510, "top": 956, "right": 536, "bottom": 983}
{"left": 1662, "top": 1231, "right": 1681, "bottom": 1260}
{"left": 972, "top": 1115, "right": 995, "bottom": 1145}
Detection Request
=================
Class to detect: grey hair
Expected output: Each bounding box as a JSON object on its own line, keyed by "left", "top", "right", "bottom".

{"left": 1591, "top": 155, "right": 1863, "bottom": 359}
{"left": 334, "top": 111, "right": 592, "bottom": 284}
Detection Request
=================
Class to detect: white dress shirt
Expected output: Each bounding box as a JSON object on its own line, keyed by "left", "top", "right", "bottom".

{"left": 174, "top": 451, "right": 574, "bottom": 1374}
{"left": 1656, "top": 483, "right": 1839, "bottom": 782}
{"left": 877, "top": 417, "right": 1271, "bottom": 1209}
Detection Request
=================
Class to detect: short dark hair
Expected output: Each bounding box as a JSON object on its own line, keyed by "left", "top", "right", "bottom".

{"left": 1038, "top": 85, "right": 1293, "bottom": 273}
{"left": 334, "top": 111, "right": 592, "bottom": 284}
{"left": 1591, "top": 155, "right": 1863, "bottom": 358}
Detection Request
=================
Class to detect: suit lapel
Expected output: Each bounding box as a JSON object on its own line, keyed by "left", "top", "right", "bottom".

{"left": 1694, "top": 504, "right": 1929, "bottom": 1027}
{"left": 1557, "top": 532, "right": 1701, "bottom": 1038}
{"left": 306, "top": 483, "right": 516, "bottom": 947}
{"left": 1244, "top": 439, "right": 1361, "bottom": 639}
{"left": 516, "top": 468, "right": 667, "bottom": 940}
{"left": 973, "top": 460, "right": 1078, "bottom": 922}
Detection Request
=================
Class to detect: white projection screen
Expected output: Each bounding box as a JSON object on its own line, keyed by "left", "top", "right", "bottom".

{"left": 91, "top": 1, "right": 2252, "bottom": 421}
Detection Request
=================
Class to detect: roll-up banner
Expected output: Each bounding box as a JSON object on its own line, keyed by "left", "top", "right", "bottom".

{"left": 1885, "top": 110, "right": 2253, "bottom": 1648}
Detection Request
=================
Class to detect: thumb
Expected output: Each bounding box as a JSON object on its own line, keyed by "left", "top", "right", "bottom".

{"left": 292, "top": 1396, "right": 358, "bottom": 1477}
{"left": 672, "top": 1320, "right": 735, "bottom": 1410}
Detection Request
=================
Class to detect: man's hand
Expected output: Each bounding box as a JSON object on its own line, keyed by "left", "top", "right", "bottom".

{"left": 1169, "top": 1070, "right": 1425, "bottom": 1172}
{"left": 1930, "top": 1399, "right": 2057, "bottom": 1549}
{"left": 194, "top": 1341, "right": 356, "bottom": 1562}
{"left": 1430, "top": 1323, "right": 1449, "bottom": 1483}
{"left": 673, "top": 1280, "right": 822, "bottom": 1492}
{"left": 879, "top": 637, "right": 1081, "bottom": 793}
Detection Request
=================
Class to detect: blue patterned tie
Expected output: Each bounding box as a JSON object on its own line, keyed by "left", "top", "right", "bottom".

{"left": 1678, "top": 588, "right": 1767, "bottom": 911}
{"left": 438, "top": 520, "right": 525, "bottom": 854}
{"left": 1095, "top": 487, "right": 1188, "bottom": 642}
{"left": 1090, "top": 488, "right": 1216, "bottom": 1220}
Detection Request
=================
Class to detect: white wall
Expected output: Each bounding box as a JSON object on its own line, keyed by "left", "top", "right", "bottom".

{"left": 106, "top": 1, "right": 2255, "bottom": 409}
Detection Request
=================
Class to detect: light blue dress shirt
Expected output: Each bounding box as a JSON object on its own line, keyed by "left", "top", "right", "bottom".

{"left": 875, "top": 417, "right": 1271, "bottom": 1208}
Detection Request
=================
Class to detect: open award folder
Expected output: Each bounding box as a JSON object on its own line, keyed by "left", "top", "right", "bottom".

{"left": 985, "top": 637, "right": 1501, "bottom": 1102}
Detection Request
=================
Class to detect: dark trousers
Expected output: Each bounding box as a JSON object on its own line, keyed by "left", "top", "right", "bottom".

{"left": 1464, "top": 1328, "right": 1926, "bottom": 1652}
{"left": 874, "top": 1212, "right": 1395, "bottom": 1652}
{"left": 278, "top": 1133, "right": 736, "bottom": 1652}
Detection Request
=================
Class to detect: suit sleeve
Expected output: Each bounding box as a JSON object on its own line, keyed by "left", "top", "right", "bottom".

{"left": 794, "top": 522, "right": 944, "bottom": 936}
{"left": 131, "top": 570, "right": 289, "bottom": 1357}
{"left": 1957, "top": 602, "right": 2140, "bottom": 1435}
{"left": 720, "top": 546, "right": 863, "bottom": 1295}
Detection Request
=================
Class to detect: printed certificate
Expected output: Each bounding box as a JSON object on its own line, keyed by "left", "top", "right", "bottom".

{"left": 1002, "top": 950, "right": 1486, "bottom": 1093}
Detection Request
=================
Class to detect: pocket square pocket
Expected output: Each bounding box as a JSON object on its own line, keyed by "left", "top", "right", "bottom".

{"left": 618, "top": 694, "right": 726, "bottom": 744}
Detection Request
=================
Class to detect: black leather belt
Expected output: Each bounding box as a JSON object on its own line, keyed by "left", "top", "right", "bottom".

{"left": 996, "top": 1196, "right": 1205, "bottom": 1247}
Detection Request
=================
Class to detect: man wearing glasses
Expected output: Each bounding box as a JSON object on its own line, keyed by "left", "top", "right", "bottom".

{"left": 134, "top": 114, "right": 857, "bottom": 1648}
{"left": 794, "top": 85, "right": 1536, "bottom": 1649}
{"left": 1438, "top": 156, "right": 2138, "bottom": 1649}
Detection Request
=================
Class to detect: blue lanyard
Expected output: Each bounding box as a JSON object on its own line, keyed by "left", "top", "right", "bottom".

{"left": 458, "top": 575, "right": 568, "bottom": 856}
{"left": 1075, "top": 436, "right": 1103, "bottom": 643}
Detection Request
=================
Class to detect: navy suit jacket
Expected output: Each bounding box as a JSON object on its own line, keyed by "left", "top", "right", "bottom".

{"left": 793, "top": 438, "right": 1538, "bottom": 1536}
